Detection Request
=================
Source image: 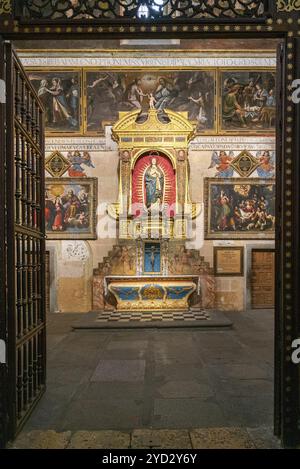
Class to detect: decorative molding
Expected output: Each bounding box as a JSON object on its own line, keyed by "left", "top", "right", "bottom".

{"left": 230, "top": 150, "right": 261, "bottom": 177}
{"left": 20, "top": 56, "right": 277, "bottom": 68}
{"left": 189, "top": 136, "right": 276, "bottom": 151}
{"left": 45, "top": 151, "right": 71, "bottom": 178}
{"left": 0, "top": 0, "right": 11, "bottom": 15}
{"left": 45, "top": 137, "right": 106, "bottom": 153}
{"left": 61, "top": 241, "right": 90, "bottom": 261}
{"left": 277, "top": 0, "right": 300, "bottom": 11}
{"left": 45, "top": 135, "right": 276, "bottom": 153}
{"left": 16, "top": 0, "right": 267, "bottom": 21}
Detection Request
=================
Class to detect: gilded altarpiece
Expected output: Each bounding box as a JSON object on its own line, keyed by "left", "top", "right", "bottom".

{"left": 93, "top": 107, "right": 214, "bottom": 312}
{"left": 108, "top": 108, "right": 200, "bottom": 240}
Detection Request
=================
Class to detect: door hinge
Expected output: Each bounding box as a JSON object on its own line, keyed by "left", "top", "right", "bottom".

{"left": 0, "top": 80, "right": 6, "bottom": 104}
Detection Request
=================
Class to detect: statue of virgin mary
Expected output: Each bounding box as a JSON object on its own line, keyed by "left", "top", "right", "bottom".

{"left": 144, "top": 157, "right": 164, "bottom": 210}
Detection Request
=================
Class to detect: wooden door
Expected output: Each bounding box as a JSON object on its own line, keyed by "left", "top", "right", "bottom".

{"left": 251, "top": 249, "right": 275, "bottom": 309}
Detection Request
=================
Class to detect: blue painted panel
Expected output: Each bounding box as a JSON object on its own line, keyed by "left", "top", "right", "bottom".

{"left": 144, "top": 242, "right": 161, "bottom": 273}
{"left": 166, "top": 286, "right": 194, "bottom": 300}
{"left": 113, "top": 287, "right": 139, "bottom": 301}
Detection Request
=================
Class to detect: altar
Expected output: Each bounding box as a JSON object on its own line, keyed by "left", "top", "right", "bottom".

{"left": 105, "top": 275, "right": 200, "bottom": 312}
{"left": 93, "top": 107, "right": 215, "bottom": 315}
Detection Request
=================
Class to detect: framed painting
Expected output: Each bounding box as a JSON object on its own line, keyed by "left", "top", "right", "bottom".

{"left": 45, "top": 178, "right": 98, "bottom": 239}
{"left": 219, "top": 69, "right": 276, "bottom": 134}
{"left": 84, "top": 68, "right": 216, "bottom": 135}
{"left": 143, "top": 241, "right": 162, "bottom": 274}
{"left": 214, "top": 246, "right": 244, "bottom": 277}
{"left": 204, "top": 178, "right": 275, "bottom": 240}
{"left": 27, "top": 69, "right": 82, "bottom": 135}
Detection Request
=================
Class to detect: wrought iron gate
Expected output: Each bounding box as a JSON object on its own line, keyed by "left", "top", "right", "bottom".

{"left": 0, "top": 41, "right": 46, "bottom": 446}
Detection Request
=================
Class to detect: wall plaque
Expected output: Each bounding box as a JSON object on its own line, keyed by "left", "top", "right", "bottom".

{"left": 214, "top": 246, "right": 244, "bottom": 276}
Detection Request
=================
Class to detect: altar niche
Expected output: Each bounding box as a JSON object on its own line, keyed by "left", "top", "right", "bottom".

{"left": 108, "top": 107, "right": 200, "bottom": 240}
{"left": 144, "top": 241, "right": 162, "bottom": 275}
{"left": 132, "top": 152, "right": 176, "bottom": 218}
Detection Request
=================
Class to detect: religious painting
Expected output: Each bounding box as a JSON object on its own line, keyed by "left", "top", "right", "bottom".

{"left": 65, "top": 150, "right": 95, "bottom": 177}
{"left": 45, "top": 178, "right": 97, "bottom": 239}
{"left": 84, "top": 69, "right": 216, "bottom": 134}
{"left": 132, "top": 151, "right": 176, "bottom": 218}
{"left": 255, "top": 150, "right": 276, "bottom": 178}
{"left": 208, "top": 150, "right": 235, "bottom": 178}
{"left": 219, "top": 69, "right": 276, "bottom": 133}
{"left": 208, "top": 150, "right": 275, "bottom": 178}
{"left": 143, "top": 242, "right": 161, "bottom": 274}
{"left": 205, "top": 178, "right": 275, "bottom": 239}
{"left": 27, "top": 69, "right": 82, "bottom": 134}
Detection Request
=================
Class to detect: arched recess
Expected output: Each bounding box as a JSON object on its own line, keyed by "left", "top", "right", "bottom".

{"left": 131, "top": 150, "right": 176, "bottom": 218}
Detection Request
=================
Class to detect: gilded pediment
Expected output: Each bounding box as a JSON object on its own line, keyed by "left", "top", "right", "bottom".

{"left": 112, "top": 108, "right": 195, "bottom": 146}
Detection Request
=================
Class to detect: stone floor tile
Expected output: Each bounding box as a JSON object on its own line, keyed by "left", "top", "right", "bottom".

{"left": 246, "top": 426, "right": 282, "bottom": 449}
{"left": 107, "top": 340, "right": 149, "bottom": 350}
{"left": 91, "top": 359, "right": 146, "bottom": 382}
{"left": 9, "top": 430, "right": 71, "bottom": 449}
{"left": 157, "top": 380, "right": 214, "bottom": 399}
{"left": 68, "top": 431, "right": 130, "bottom": 449}
{"left": 131, "top": 429, "right": 192, "bottom": 449}
{"left": 152, "top": 399, "right": 226, "bottom": 428}
{"left": 76, "top": 382, "right": 146, "bottom": 400}
{"left": 61, "top": 399, "right": 144, "bottom": 430}
{"left": 190, "top": 428, "right": 255, "bottom": 449}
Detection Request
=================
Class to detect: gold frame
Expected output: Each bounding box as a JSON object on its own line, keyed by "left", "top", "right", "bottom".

{"left": 45, "top": 177, "right": 98, "bottom": 240}
{"left": 214, "top": 246, "right": 244, "bottom": 277}
{"left": 204, "top": 177, "right": 276, "bottom": 240}
{"left": 218, "top": 67, "right": 276, "bottom": 135}
{"left": 25, "top": 67, "right": 84, "bottom": 136}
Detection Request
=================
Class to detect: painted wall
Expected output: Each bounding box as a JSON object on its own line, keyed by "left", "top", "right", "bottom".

{"left": 20, "top": 47, "right": 276, "bottom": 313}
{"left": 45, "top": 141, "right": 275, "bottom": 313}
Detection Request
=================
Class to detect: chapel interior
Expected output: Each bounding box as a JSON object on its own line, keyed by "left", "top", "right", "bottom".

{"left": 2, "top": 34, "right": 281, "bottom": 447}
{"left": 12, "top": 37, "right": 277, "bottom": 319}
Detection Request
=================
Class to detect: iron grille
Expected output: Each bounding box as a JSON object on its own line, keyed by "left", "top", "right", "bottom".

{"left": 15, "top": 1, "right": 269, "bottom": 22}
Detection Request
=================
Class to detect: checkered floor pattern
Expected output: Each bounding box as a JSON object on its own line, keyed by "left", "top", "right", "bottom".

{"left": 96, "top": 309, "right": 210, "bottom": 323}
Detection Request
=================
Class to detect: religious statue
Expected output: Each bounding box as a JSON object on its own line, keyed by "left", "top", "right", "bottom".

{"left": 150, "top": 245, "right": 157, "bottom": 272}
{"left": 144, "top": 157, "right": 164, "bottom": 210}
{"left": 148, "top": 93, "right": 157, "bottom": 110}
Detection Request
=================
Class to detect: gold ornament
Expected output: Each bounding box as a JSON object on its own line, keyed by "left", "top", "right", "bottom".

{"left": 277, "top": 0, "right": 300, "bottom": 11}
{"left": 0, "top": 0, "right": 11, "bottom": 15}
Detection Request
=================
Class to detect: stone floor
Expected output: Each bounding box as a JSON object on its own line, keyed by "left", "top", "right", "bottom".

{"left": 10, "top": 309, "right": 280, "bottom": 449}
